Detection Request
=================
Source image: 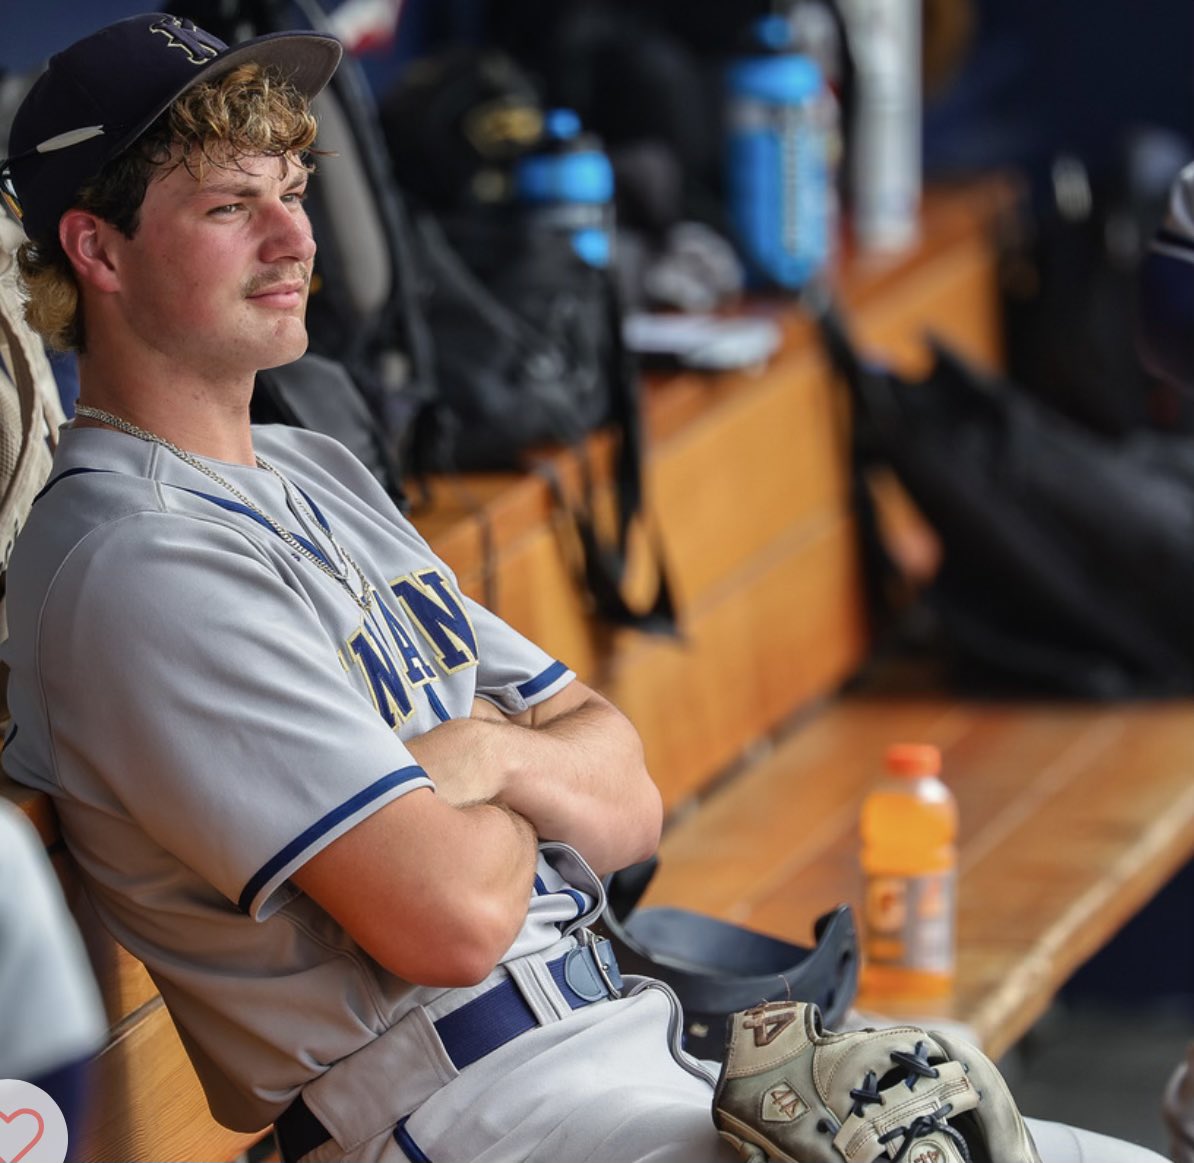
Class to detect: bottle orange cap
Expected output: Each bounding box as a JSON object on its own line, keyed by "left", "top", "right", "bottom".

{"left": 884, "top": 742, "right": 941, "bottom": 777}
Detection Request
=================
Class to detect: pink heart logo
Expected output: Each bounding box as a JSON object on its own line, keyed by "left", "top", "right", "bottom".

{"left": 0, "top": 1107, "right": 45, "bottom": 1163}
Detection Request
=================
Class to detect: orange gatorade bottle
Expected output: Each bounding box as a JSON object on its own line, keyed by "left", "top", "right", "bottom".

{"left": 860, "top": 742, "right": 958, "bottom": 998}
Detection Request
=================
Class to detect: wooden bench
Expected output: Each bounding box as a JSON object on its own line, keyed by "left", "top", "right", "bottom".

{"left": 8, "top": 175, "right": 1191, "bottom": 1160}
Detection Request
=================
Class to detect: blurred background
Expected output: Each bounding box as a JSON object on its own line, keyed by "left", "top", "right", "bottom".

{"left": 5, "top": 0, "right": 1194, "bottom": 1152}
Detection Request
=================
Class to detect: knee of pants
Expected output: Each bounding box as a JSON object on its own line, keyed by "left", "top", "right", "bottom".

{"left": 1025, "top": 1117, "right": 1169, "bottom": 1163}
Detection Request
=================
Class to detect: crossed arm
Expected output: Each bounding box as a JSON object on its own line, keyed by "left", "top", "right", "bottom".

{"left": 292, "top": 680, "right": 662, "bottom": 987}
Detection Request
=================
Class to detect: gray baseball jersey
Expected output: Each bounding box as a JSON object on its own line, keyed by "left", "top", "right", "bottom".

{"left": 1, "top": 423, "right": 592, "bottom": 1130}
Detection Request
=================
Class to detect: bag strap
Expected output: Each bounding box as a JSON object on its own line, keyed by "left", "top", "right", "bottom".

{"left": 252, "top": 354, "right": 409, "bottom": 509}
{"left": 555, "top": 273, "right": 679, "bottom": 636}
{"left": 537, "top": 450, "right": 679, "bottom": 638}
{"left": 814, "top": 302, "right": 911, "bottom": 646}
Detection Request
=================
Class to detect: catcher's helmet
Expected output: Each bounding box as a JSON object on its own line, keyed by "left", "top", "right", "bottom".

{"left": 1137, "top": 159, "right": 1194, "bottom": 394}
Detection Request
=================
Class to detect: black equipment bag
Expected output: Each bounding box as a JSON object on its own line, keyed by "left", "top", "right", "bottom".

{"left": 412, "top": 210, "right": 620, "bottom": 471}
{"left": 379, "top": 45, "right": 678, "bottom": 635}
{"left": 597, "top": 856, "right": 860, "bottom": 1061}
{"left": 998, "top": 131, "right": 1194, "bottom": 438}
{"left": 819, "top": 306, "right": 1194, "bottom": 698}
{"left": 410, "top": 208, "right": 678, "bottom": 634}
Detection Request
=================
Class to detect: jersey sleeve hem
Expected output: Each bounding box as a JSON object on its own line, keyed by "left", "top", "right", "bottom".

{"left": 239, "top": 765, "right": 433, "bottom": 918}
{"left": 516, "top": 660, "right": 572, "bottom": 700}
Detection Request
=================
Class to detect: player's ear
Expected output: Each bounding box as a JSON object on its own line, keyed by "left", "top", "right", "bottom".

{"left": 58, "top": 209, "right": 122, "bottom": 294}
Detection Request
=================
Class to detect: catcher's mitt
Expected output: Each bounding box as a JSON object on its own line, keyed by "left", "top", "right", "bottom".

{"left": 712, "top": 1001, "right": 1041, "bottom": 1163}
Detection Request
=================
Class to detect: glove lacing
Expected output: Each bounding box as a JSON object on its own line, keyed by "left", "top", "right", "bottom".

{"left": 845, "top": 1040, "right": 975, "bottom": 1163}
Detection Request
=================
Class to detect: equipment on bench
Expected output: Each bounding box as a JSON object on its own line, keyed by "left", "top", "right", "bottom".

{"left": 712, "top": 1000, "right": 1042, "bottom": 1163}
{"left": 819, "top": 303, "right": 1194, "bottom": 698}
{"left": 597, "top": 856, "right": 860, "bottom": 1061}
{"left": 1138, "top": 158, "right": 1194, "bottom": 402}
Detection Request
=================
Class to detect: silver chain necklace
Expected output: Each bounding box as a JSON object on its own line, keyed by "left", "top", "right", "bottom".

{"left": 74, "top": 404, "right": 375, "bottom": 613}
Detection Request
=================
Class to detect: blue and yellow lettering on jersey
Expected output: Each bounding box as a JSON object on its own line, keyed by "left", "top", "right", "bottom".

{"left": 390, "top": 569, "right": 478, "bottom": 673}
{"left": 343, "top": 569, "right": 479, "bottom": 728}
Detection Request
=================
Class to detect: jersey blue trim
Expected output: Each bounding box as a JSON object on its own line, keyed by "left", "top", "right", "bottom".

{"left": 33, "top": 467, "right": 337, "bottom": 569}
{"left": 561, "top": 888, "right": 589, "bottom": 917}
{"left": 295, "top": 484, "right": 330, "bottom": 532}
{"left": 3, "top": 723, "right": 15, "bottom": 748}
{"left": 394, "top": 1117, "right": 433, "bottom": 1162}
{"left": 517, "top": 660, "right": 569, "bottom": 699}
{"left": 423, "top": 685, "right": 450, "bottom": 722}
{"left": 33, "top": 466, "right": 114, "bottom": 504}
{"left": 533, "top": 874, "right": 548, "bottom": 895}
{"left": 238, "top": 765, "right": 428, "bottom": 913}
{"left": 177, "top": 488, "right": 332, "bottom": 567}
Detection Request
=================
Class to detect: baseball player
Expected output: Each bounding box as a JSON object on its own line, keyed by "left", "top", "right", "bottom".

{"left": 0, "top": 13, "right": 1166, "bottom": 1162}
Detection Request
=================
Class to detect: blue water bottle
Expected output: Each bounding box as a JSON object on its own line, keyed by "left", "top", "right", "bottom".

{"left": 513, "top": 108, "right": 615, "bottom": 268}
{"left": 725, "top": 15, "right": 831, "bottom": 290}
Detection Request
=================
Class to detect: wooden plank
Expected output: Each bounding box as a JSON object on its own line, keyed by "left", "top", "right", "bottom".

{"left": 643, "top": 345, "right": 848, "bottom": 611}
{"left": 433, "top": 496, "right": 868, "bottom": 812}
{"left": 641, "top": 696, "right": 967, "bottom": 917}
{"left": 80, "top": 1000, "right": 263, "bottom": 1163}
{"left": 644, "top": 695, "right": 1194, "bottom": 1060}
{"left": 846, "top": 230, "right": 1005, "bottom": 375}
{"left": 605, "top": 514, "right": 868, "bottom": 812}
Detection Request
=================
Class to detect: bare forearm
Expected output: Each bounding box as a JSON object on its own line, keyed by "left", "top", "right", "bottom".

{"left": 407, "top": 686, "right": 662, "bottom": 874}
{"left": 437, "top": 799, "right": 539, "bottom": 972}
{"left": 493, "top": 694, "right": 662, "bottom": 874}
{"left": 294, "top": 790, "right": 538, "bottom": 986}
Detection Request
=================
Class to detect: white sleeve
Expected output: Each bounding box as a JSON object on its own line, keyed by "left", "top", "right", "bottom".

{"left": 0, "top": 805, "right": 106, "bottom": 1079}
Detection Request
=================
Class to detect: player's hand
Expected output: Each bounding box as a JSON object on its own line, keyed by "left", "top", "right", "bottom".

{"left": 405, "top": 714, "right": 519, "bottom": 810}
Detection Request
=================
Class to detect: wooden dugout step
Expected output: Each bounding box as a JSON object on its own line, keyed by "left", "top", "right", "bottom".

{"left": 640, "top": 693, "right": 1194, "bottom": 1063}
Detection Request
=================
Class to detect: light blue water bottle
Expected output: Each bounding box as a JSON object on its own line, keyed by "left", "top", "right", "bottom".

{"left": 725, "top": 15, "right": 831, "bottom": 289}
{"left": 513, "top": 108, "right": 615, "bottom": 268}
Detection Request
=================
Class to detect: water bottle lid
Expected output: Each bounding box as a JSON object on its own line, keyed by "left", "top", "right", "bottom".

{"left": 884, "top": 743, "right": 941, "bottom": 777}
{"left": 752, "top": 14, "right": 795, "bottom": 52}
{"left": 515, "top": 147, "right": 614, "bottom": 204}
{"left": 544, "top": 107, "right": 582, "bottom": 142}
{"left": 725, "top": 52, "right": 822, "bottom": 103}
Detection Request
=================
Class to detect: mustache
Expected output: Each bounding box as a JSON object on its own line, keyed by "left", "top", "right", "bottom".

{"left": 243, "top": 266, "right": 311, "bottom": 297}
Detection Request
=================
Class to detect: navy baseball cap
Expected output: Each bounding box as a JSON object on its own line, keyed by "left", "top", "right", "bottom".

{"left": 0, "top": 12, "right": 343, "bottom": 244}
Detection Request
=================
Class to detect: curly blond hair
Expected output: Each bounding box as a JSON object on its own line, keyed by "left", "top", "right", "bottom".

{"left": 18, "top": 63, "right": 319, "bottom": 352}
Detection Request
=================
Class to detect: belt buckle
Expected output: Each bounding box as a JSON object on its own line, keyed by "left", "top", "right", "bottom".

{"left": 565, "top": 931, "right": 623, "bottom": 1002}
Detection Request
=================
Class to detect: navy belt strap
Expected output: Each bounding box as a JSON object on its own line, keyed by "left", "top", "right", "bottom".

{"left": 274, "top": 940, "right": 622, "bottom": 1163}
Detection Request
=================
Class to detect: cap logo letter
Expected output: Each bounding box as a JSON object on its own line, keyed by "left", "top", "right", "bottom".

{"left": 148, "top": 16, "right": 222, "bottom": 65}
